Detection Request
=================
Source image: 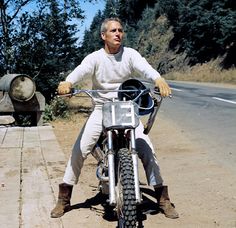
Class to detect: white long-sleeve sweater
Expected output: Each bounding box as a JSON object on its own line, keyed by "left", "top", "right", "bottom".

{"left": 66, "top": 46, "right": 161, "bottom": 102}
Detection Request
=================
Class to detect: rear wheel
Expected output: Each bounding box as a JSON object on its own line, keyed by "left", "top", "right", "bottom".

{"left": 117, "top": 148, "right": 137, "bottom": 228}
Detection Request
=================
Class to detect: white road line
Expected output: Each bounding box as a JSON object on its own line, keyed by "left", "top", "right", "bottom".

{"left": 212, "top": 97, "right": 236, "bottom": 104}
{"left": 171, "top": 88, "right": 183, "bottom": 92}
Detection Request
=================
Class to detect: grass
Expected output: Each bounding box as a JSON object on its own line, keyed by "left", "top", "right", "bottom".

{"left": 164, "top": 60, "right": 236, "bottom": 85}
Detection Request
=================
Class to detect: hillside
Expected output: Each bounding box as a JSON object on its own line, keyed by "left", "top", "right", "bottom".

{"left": 135, "top": 16, "right": 236, "bottom": 84}
{"left": 83, "top": 1, "right": 236, "bottom": 85}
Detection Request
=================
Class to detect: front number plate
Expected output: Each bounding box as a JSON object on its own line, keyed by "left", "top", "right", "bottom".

{"left": 103, "top": 101, "right": 139, "bottom": 129}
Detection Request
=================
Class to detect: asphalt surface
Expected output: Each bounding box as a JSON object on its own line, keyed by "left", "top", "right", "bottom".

{"left": 160, "top": 81, "right": 236, "bottom": 172}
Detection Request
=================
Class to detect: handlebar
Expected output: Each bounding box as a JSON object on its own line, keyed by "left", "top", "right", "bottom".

{"left": 58, "top": 87, "right": 164, "bottom": 99}
{"left": 57, "top": 87, "right": 169, "bottom": 134}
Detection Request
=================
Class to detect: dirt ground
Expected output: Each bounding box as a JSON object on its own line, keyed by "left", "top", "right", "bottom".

{"left": 50, "top": 96, "right": 236, "bottom": 228}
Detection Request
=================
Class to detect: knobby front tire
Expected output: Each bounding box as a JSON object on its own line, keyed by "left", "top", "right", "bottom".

{"left": 117, "top": 148, "right": 137, "bottom": 228}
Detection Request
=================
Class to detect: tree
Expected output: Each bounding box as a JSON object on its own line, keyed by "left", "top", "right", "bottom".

{"left": 103, "top": 0, "right": 119, "bottom": 18}
{"left": 31, "top": 0, "right": 82, "bottom": 100}
{"left": 0, "top": 0, "right": 37, "bottom": 73}
{"left": 117, "top": 0, "right": 156, "bottom": 28}
{"left": 0, "top": 0, "right": 86, "bottom": 100}
{"left": 80, "top": 10, "right": 104, "bottom": 58}
{"left": 156, "top": 0, "right": 236, "bottom": 66}
{"left": 79, "top": 0, "right": 165, "bottom": 59}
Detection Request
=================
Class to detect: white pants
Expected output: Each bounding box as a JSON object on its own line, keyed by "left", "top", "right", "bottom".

{"left": 63, "top": 105, "right": 163, "bottom": 186}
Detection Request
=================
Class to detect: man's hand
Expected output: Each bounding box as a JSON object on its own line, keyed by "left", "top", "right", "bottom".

{"left": 57, "top": 81, "right": 72, "bottom": 95}
{"left": 155, "top": 77, "right": 171, "bottom": 97}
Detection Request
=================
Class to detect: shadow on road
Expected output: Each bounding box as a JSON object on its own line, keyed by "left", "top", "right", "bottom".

{"left": 69, "top": 186, "right": 162, "bottom": 227}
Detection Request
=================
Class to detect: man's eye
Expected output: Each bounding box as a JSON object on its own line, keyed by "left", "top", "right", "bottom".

{"left": 111, "top": 29, "right": 123, "bottom": 33}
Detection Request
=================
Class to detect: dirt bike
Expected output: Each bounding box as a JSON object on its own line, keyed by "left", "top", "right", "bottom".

{"left": 64, "top": 79, "right": 163, "bottom": 228}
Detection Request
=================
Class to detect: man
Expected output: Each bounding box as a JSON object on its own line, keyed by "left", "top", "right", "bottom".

{"left": 51, "top": 18, "right": 179, "bottom": 219}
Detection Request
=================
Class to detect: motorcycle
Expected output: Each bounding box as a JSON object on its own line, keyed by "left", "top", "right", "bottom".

{"left": 64, "top": 79, "right": 163, "bottom": 228}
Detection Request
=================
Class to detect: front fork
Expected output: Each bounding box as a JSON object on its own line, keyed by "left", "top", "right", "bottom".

{"left": 107, "top": 130, "right": 116, "bottom": 205}
{"left": 130, "top": 129, "right": 142, "bottom": 204}
{"left": 107, "top": 129, "right": 141, "bottom": 206}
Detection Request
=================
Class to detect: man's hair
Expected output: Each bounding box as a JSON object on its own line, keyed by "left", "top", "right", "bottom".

{"left": 100, "top": 18, "right": 123, "bottom": 33}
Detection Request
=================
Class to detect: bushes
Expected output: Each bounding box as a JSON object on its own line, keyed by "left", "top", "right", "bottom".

{"left": 43, "top": 96, "right": 69, "bottom": 122}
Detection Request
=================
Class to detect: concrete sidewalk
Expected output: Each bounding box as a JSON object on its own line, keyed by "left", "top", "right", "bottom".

{"left": 0, "top": 126, "right": 79, "bottom": 228}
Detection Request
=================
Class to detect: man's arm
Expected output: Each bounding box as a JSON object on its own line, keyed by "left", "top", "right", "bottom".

{"left": 129, "top": 48, "right": 171, "bottom": 97}
{"left": 57, "top": 53, "right": 96, "bottom": 95}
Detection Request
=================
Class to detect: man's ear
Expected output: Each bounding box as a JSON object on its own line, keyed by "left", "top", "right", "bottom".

{"left": 101, "top": 32, "right": 105, "bottom": 41}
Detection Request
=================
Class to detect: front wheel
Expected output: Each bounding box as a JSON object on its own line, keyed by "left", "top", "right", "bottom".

{"left": 117, "top": 148, "right": 137, "bottom": 228}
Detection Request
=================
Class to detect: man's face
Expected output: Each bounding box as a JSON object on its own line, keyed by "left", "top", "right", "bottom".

{"left": 101, "top": 21, "right": 124, "bottom": 51}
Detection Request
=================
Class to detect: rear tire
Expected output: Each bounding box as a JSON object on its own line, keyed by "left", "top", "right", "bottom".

{"left": 117, "top": 148, "right": 137, "bottom": 228}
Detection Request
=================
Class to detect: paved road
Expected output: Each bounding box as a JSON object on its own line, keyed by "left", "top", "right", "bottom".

{"left": 160, "top": 81, "right": 236, "bottom": 171}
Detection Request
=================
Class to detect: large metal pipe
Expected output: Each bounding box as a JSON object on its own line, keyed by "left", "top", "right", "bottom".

{"left": 0, "top": 74, "right": 36, "bottom": 102}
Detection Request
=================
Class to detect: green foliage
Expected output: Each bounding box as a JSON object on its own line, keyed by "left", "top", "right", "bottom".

{"left": 0, "top": 0, "right": 85, "bottom": 101}
{"left": 80, "top": 10, "right": 104, "bottom": 58}
{"left": 13, "top": 112, "right": 35, "bottom": 126}
{"left": 79, "top": 0, "right": 159, "bottom": 55}
{"left": 103, "top": 0, "right": 119, "bottom": 18}
{"left": 1, "top": 0, "right": 235, "bottom": 100}
{"left": 117, "top": 0, "right": 156, "bottom": 27}
{"left": 43, "top": 96, "right": 69, "bottom": 122}
{"left": 155, "top": 0, "right": 236, "bottom": 66}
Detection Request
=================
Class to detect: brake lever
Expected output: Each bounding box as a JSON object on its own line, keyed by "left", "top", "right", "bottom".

{"left": 153, "top": 87, "right": 172, "bottom": 98}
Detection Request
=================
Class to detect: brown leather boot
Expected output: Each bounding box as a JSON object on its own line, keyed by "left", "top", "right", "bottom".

{"left": 51, "top": 183, "right": 73, "bottom": 218}
{"left": 155, "top": 185, "right": 179, "bottom": 219}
